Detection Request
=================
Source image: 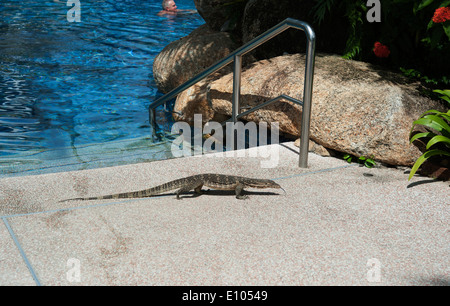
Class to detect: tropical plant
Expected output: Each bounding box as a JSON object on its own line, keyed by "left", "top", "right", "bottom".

{"left": 408, "top": 89, "right": 450, "bottom": 180}
{"left": 343, "top": 154, "right": 376, "bottom": 168}
{"left": 312, "top": 0, "right": 450, "bottom": 87}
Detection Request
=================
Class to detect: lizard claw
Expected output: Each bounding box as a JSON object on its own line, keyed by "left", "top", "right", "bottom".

{"left": 236, "top": 195, "right": 249, "bottom": 200}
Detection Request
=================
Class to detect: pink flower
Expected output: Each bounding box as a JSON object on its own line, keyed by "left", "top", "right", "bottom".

{"left": 432, "top": 7, "right": 450, "bottom": 23}
{"left": 373, "top": 42, "right": 390, "bottom": 58}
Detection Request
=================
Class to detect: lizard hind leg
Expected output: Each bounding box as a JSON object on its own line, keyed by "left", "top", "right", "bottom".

{"left": 194, "top": 185, "right": 204, "bottom": 195}
{"left": 176, "top": 183, "right": 203, "bottom": 200}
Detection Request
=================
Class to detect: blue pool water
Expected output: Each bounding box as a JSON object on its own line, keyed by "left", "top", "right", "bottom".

{"left": 0, "top": 0, "right": 204, "bottom": 175}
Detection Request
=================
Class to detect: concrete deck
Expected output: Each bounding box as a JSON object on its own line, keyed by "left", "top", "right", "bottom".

{"left": 0, "top": 142, "right": 448, "bottom": 286}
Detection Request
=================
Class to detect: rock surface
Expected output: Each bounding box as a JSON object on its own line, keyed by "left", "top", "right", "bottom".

{"left": 173, "top": 76, "right": 229, "bottom": 125}
{"left": 153, "top": 24, "right": 238, "bottom": 93}
{"left": 175, "top": 53, "right": 446, "bottom": 166}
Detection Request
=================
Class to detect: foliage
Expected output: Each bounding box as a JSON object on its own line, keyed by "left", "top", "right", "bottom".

{"left": 343, "top": 154, "right": 376, "bottom": 168}
{"left": 312, "top": 0, "right": 450, "bottom": 87}
{"left": 435, "top": 89, "right": 450, "bottom": 102}
{"left": 399, "top": 67, "right": 450, "bottom": 86}
{"left": 408, "top": 89, "right": 450, "bottom": 180}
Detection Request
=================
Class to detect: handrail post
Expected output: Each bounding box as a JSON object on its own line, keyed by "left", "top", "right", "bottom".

{"left": 231, "top": 54, "right": 242, "bottom": 124}
{"left": 298, "top": 25, "right": 316, "bottom": 168}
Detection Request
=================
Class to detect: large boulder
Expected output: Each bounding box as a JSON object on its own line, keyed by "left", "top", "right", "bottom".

{"left": 174, "top": 53, "right": 446, "bottom": 166}
{"left": 153, "top": 24, "right": 238, "bottom": 93}
{"left": 173, "top": 75, "right": 229, "bottom": 125}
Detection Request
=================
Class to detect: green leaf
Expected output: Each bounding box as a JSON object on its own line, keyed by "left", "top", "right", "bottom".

{"left": 410, "top": 110, "right": 449, "bottom": 136}
{"left": 342, "top": 46, "right": 361, "bottom": 60}
{"left": 433, "top": 89, "right": 450, "bottom": 103}
{"left": 425, "top": 111, "right": 450, "bottom": 121}
{"left": 443, "top": 23, "right": 450, "bottom": 41}
{"left": 426, "top": 135, "right": 450, "bottom": 149}
{"left": 422, "top": 114, "right": 450, "bottom": 136}
{"left": 429, "top": 25, "right": 444, "bottom": 48}
{"left": 313, "top": 0, "right": 336, "bottom": 25}
{"left": 439, "top": 96, "right": 450, "bottom": 103}
{"left": 412, "top": 117, "right": 443, "bottom": 133}
{"left": 427, "top": 19, "right": 435, "bottom": 30}
{"left": 423, "top": 113, "right": 450, "bottom": 125}
{"left": 410, "top": 132, "right": 436, "bottom": 143}
{"left": 413, "top": 115, "right": 450, "bottom": 137}
{"left": 418, "top": 109, "right": 446, "bottom": 118}
{"left": 433, "top": 89, "right": 450, "bottom": 96}
{"left": 364, "top": 159, "right": 376, "bottom": 168}
{"left": 343, "top": 154, "right": 353, "bottom": 163}
{"left": 415, "top": 0, "right": 435, "bottom": 12}
{"left": 408, "top": 149, "right": 450, "bottom": 180}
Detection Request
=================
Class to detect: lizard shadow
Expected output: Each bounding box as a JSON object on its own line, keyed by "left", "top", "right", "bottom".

{"left": 164, "top": 190, "right": 282, "bottom": 199}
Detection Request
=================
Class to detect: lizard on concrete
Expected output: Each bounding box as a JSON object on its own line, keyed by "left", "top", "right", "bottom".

{"left": 60, "top": 173, "right": 284, "bottom": 201}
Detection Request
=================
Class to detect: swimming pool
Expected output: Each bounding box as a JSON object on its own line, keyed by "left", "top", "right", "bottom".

{"left": 0, "top": 0, "right": 204, "bottom": 176}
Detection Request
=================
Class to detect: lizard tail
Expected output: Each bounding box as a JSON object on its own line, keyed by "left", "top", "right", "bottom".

{"left": 58, "top": 188, "right": 157, "bottom": 202}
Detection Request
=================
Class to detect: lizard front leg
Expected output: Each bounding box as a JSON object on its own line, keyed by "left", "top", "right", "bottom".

{"left": 235, "top": 182, "right": 249, "bottom": 200}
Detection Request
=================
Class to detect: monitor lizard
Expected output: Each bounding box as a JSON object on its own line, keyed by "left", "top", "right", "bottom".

{"left": 59, "top": 173, "right": 284, "bottom": 201}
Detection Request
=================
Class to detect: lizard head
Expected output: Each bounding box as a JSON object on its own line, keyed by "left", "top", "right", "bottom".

{"left": 248, "top": 179, "right": 282, "bottom": 189}
{"left": 246, "top": 179, "right": 286, "bottom": 196}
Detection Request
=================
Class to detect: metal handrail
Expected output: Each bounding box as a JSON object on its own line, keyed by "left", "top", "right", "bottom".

{"left": 149, "top": 18, "right": 316, "bottom": 167}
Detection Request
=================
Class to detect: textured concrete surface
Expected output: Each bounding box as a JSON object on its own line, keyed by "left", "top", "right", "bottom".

{"left": 0, "top": 142, "right": 448, "bottom": 285}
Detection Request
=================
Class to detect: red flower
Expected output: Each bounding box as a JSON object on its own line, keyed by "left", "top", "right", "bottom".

{"left": 373, "top": 42, "right": 390, "bottom": 58}
{"left": 432, "top": 6, "right": 450, "bottom": 23}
